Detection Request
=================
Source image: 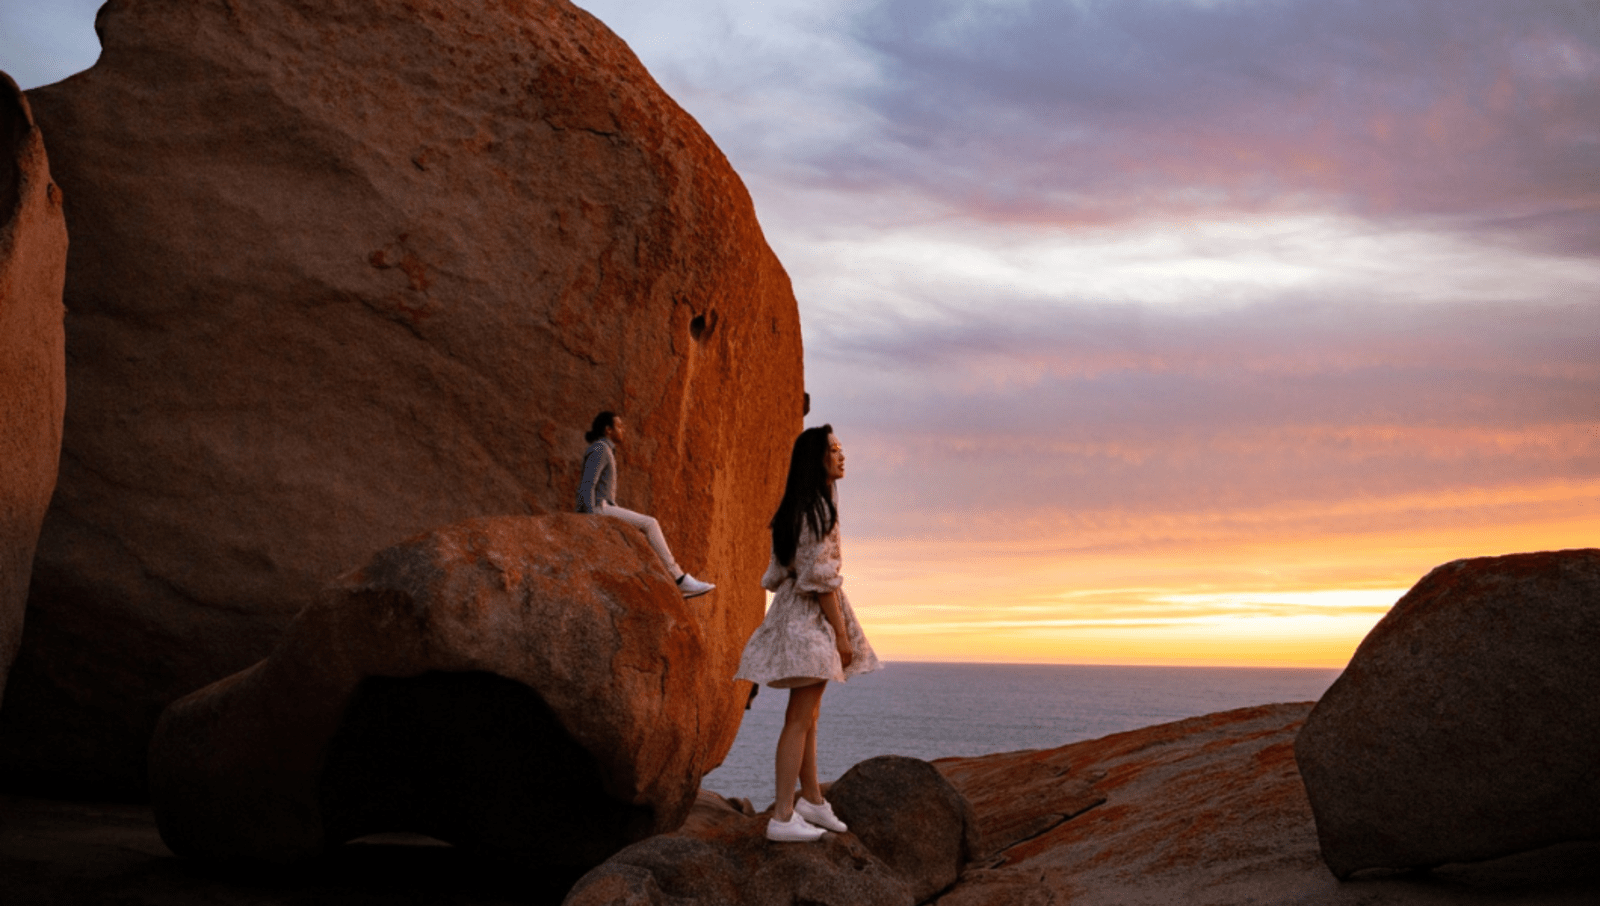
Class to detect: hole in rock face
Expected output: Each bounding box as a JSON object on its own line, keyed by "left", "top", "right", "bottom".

{"left": 319, "top": 671, "right": 654, "bottom": 872}
{"left": 689, "top": 310, "right": 717, "bottom": 342}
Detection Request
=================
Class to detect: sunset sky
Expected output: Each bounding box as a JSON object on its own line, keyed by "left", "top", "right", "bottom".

{"left": 6, "top": 0, "right": 1598, "bottom": 667}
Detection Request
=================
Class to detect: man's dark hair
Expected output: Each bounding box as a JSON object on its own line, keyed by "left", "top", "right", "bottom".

{"left": 585, "top": 411, "right": 617, "bottom": 444}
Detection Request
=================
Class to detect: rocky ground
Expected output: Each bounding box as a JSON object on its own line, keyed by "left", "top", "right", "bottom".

{"left": 5, "top": 701, "right": 1595, "bottom": 905}
{"left": 0, "top": 796, "right": 573, "bottom": 906}
{"left": 932, "top": 703, "right": 1599, "bottom": 906}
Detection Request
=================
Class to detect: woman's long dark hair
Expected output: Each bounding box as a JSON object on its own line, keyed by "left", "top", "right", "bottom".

{"left": 771, "top": 425, "right": 837, "bottom": 566}
{"left": 584, "top": 411, "right": 617, "bottom": 444}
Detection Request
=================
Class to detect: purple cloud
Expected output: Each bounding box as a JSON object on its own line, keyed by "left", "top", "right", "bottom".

{"left": 831, "top": 0, "right": 1600, "bottom": 238}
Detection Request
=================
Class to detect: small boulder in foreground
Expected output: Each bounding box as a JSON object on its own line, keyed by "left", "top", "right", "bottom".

{"left": 829, "top": 755, "right": 984, "bottom": 903}
{"left": 150, "top": 515, "right": 715, "bottom": 873}
{"left": 1295, "top": 548, "right": 1600, "bottom": 879}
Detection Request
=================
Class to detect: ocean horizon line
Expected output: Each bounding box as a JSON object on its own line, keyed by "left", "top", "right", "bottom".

{"left": 866, "top": 658, "right": 1348, "bottom": 672}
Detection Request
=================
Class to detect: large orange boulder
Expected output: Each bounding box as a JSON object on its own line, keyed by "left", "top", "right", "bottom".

{"left": 1295, "top": 549, "right": 1600, "bottom": 879}
{"left": 0, "top": 72, "right": 67, "bottom": 707}
{"left": 151, "top": 515, "right": 725, "bottom": 871}
{"left": 2, "top": 0, "right": 800, "bottom": 796}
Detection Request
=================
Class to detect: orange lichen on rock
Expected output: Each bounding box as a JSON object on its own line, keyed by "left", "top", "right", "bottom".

{"left": 935, "top": 704, "right": 1332, "bottom": 905}
{"left": 936, "top": 686, "right": 1600, "bottom": 905}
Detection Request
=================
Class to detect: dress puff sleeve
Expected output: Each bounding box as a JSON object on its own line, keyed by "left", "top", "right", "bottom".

{"left": 792, "top": 520, "right": 844, "bottom": 594}
{"left": 760, "top": 552, "right": 789, "bottom": 592}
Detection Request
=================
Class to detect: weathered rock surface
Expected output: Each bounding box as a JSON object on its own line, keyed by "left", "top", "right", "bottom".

{"left": 932, "top": 703, "right": 1599, "bottom": 906}
{"left": 151, "top": 515, "right": 719, "bottom": 872}
{"left": 563, "top": 756, "right": 981, "bottom": 906}
{"left": 931, "top": 739, "right": 1104, "bottom": 860}
{"left": 1295, "top": 549, "right": 1600, "bottom": 879}
{"left": 0, "top": 72, "right": 67, "bottom": 707}
{"left": 828, "top": 755, "right": 984, "bottom": 903}
{"left": 4, "top": 0, "right": 800, "bottom": 797}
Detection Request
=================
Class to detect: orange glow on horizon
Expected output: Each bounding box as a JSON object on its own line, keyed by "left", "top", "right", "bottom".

{"left": 843, "top": 483, "right": 1600, "bottom": 669}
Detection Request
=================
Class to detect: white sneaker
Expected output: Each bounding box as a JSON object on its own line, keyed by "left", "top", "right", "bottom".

{"left": 765, "top": 811, "right": 825, "bottom": 842}
{"left": 677, "top": 573, "right": 715, "bottom": 599}
{"left": 793, "top": 797, "right": 847, "bottom": 833}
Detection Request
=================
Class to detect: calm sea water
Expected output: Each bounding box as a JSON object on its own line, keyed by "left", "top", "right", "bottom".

{"left": 702, "top": 662, "right": 1341, "bottom": 805}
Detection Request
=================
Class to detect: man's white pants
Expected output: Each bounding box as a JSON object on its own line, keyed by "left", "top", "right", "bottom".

{"left": 595, "top": 502, "right": 682, "bottom": 579}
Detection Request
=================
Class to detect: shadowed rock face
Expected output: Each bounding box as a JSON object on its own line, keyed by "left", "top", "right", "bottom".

{"left": 3, "top": 0, "right": 800, "bottom": 797}
{"left": 1295, "top": 549, "right": 1600, "bottom": 879}
{"left": 0, "top": 71, "right": 66, "bottom": 707}
{"left": 151, "top": 515, "right": 719, "bottom": 871}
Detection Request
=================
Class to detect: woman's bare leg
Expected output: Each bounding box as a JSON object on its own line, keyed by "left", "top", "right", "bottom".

{"left": 774, "top": 682, "right": 826, "bottom": 820}
{"left": 798, "top": 698, "right": 824, "bottom": 804}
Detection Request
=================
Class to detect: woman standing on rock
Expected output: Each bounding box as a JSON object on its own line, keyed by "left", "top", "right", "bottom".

{"left": 736, "top": 424, "right": 881, "bottom": 842}
{"left": 576, "top": 411, "right": 715, "bottom": 598}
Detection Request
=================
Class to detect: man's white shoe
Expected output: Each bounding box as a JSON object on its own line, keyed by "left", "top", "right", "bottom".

{"left": 793, "top": 797, "right": 848, "bottom": 833}
{"left": 677, "top": 573, "right": 715, "bottom": 599}
{"left": 766, "top": 811, "right": 826, "bottom": 842}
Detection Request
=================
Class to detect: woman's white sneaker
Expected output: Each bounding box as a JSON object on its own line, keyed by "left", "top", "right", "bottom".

{"left": 765, "top": 811, "right": 825, "bottom": 842}
{"left": 793, "top": 797, "right": 848, "bottom": 833}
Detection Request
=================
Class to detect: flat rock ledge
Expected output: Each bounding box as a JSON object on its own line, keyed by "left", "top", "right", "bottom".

{"left": 150, "top": 514, "right": 716, "bottom": 874}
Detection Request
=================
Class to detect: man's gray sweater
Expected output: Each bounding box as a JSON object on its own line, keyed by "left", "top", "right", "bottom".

{"left": 575, "top": 438, "right": 618, "bottom": 513}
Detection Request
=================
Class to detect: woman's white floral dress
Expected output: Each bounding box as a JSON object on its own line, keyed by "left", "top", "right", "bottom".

{"left": 734, "top": 518, "right": 881, "bottom": 688}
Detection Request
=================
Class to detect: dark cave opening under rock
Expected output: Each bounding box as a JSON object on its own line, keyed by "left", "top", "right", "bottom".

{"left": 318, "top": 670, "right": 654, "bottom": 871}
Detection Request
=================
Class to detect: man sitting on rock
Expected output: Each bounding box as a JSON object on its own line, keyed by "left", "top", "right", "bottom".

{"left": 576, "top": 411, "right": 715, "bottom": 599}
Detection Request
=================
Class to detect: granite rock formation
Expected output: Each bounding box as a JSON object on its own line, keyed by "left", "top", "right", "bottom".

{"left": 933, "top": 704, "right": 1319, "bottom": 906}
{"left": 4, "top": 0, "right": 800, "bottom": 796}
{"left": 7, "top": 704, "right": 1598, "bottom": 904}
{"left": 932, "top": 703, "right": 1600, "bottom": 905}
{"left": 151, "top": 515, "right": 720, "bottom": 870}
{"left": 564, "top": 756, "right": 980, "bottom": 906}
{"left": 0, "top": 72, "right": 67, "bottom": 707}
{"left": 931, "top": 743, "right": 1104, "bottom": 863}
{"left": 1295, "top": 549, "right": 1600, "bottom": 879}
